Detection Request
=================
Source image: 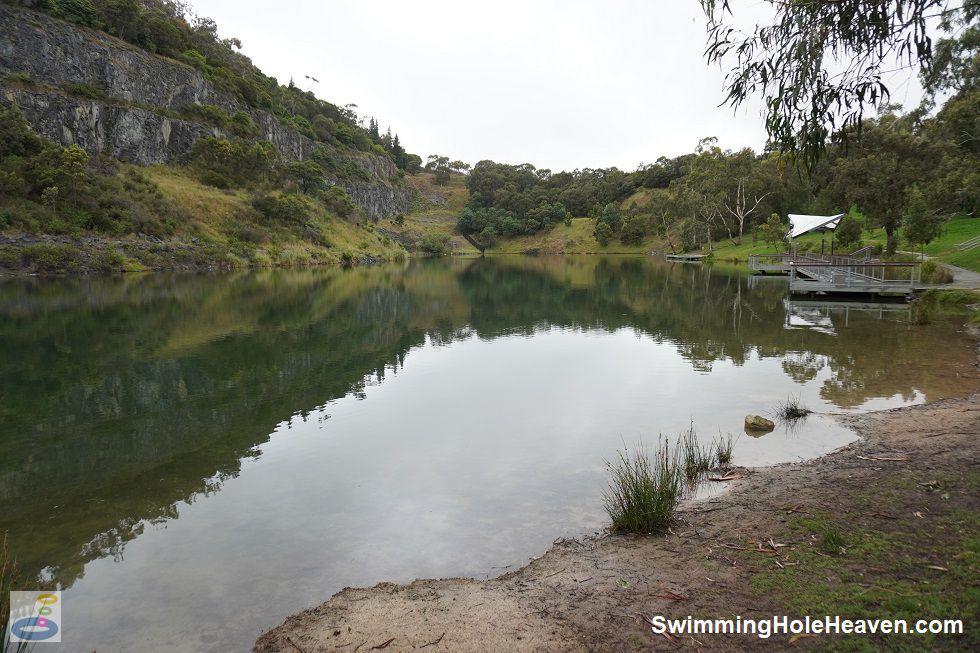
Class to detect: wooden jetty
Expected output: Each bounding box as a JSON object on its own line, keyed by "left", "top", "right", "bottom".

{"left": 665, "top": 253, "right": 707, "bottom": 263}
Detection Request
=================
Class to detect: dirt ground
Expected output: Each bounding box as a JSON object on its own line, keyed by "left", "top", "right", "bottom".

{"left": 255, "top": 347, "right": 979, "bottom": 652}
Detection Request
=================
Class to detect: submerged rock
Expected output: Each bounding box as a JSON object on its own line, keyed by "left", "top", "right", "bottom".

{"left": 744, "top": 414, "right": 775, "bottom": 432}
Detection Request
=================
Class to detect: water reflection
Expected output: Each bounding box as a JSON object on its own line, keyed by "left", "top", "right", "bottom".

{"left": 0, "top": 256, "right": 975, "bottom": 651}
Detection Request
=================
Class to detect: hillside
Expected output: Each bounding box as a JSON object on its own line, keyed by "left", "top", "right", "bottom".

{"left": 0, "top": 1, "right": 416, "bottom": 274}
{"left": 389, "top": 173, "right": 669, "bottom": 256}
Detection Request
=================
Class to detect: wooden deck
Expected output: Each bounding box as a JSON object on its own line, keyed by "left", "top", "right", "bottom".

{"left": 665, "top": 253, "right": 707, "bottom": 262}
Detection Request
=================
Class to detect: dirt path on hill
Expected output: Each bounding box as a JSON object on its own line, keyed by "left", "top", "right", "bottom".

{"left": 255, "top": 340, "right": 979, "bottom": 653}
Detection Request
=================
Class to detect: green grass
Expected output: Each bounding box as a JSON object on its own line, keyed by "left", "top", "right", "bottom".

{"left": 714, "top": 432, "right": 736, "bottom": 467}
{"left": 742, "top": 470, "right": 980, "bottom": 652}
{"left": 707, "top": 215, "right": 980, "bottom": 273}
{"left": 677, "top": 424, "right": 717, "bottom": 482}
{"left": 603, "top": 441, "right": 683, "bottom": 533}
{"left": 748, "top": 512, "right": 978, "bottom": 652}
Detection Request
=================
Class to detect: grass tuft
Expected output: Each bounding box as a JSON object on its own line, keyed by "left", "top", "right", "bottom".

{"left": 603, "top": 441, "right": 683, "bottom": 533}
{"left": 714, "top": 432, "right": 736, "bottom": 467}
{"left": 678, "top": 424, "right": 717, "bottom": 481}
{"left": 819, "top": 524, "right": 848, "bottom": 555}
{"left": 774, "top": 394, "right": 812, "bottom": 422}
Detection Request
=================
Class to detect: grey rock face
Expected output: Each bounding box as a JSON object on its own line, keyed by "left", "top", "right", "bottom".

{"left": 0, "top": 5, "right": 413, "bottom": 218}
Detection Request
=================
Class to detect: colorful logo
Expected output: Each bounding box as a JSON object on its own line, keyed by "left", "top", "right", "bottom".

{"left": 8, "top": 591, "right": 61, "bottom": 643}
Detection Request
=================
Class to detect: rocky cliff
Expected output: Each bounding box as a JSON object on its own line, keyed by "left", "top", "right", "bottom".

{"left": 0, "top": 5, "right": 413, "bottom": 218}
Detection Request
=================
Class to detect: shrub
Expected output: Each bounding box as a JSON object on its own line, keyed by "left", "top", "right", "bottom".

{"left": 920, "top": 260, "right": 953, "bottom": 285}
{"left": 199, "top": 170, "right": 232, "bottom": 189}
{"left": 180, "top": 103, "right": 231, "bottom": 127}
{"left": 0, "top": 246, "right": 18, "bottom": 268}
{"left": 317, "top": 185, "right": 356, "bottom": 218}
{"left": 594, "top": 221, "right": 614, "bottom": 246}
{"left": 835, "top": 215, "right": 862, "bottom": 249}
{"left": 603, "top": 441, "right": 682, "bottom": 533}
{"left": 22, "top": 243, "right": 78, "bottom": 273}
{"left": 251, "top": 192, "right": 313, "bottom": 224}
{"left": 93, "top": 247, "right": 125, "bottom": 272}
{"left": 418, "top": 233, "right": 452, "bottom": 255}
{"left": 235, "top": 225, "right": 269, "bottom": 244}
{"left": 229, "top": 111, "right": 258, "bottom": 138}
{"left": 619, "top": 214, "right": 647, "bottom": 245}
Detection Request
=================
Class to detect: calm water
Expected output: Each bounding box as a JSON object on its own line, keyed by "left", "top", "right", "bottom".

{"left": 1, "top": 256, "right": 976, "bottom": 651}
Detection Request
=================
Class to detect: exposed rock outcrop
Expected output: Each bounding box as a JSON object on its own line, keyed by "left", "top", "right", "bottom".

{"left": 0, "top": 4, "right": 413, "bottom": 218}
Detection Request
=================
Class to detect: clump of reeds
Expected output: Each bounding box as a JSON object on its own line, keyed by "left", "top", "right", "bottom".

{"left": 714, "top": 432, "right": 736, "bottom": 467}
{"left": 603, "top": 441, "right": 683, "bottom": 533}
{"left": 774, "top": 394, "right": 812, "bottom": 422}
{"left": 678, "top": 424, "right": 716, "bottom": 482}
{"left": 1, "top": 532, "right": 28, "bottom": 653}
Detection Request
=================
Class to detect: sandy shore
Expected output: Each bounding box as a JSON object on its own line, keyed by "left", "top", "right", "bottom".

{"left": 255, "top": 338, "right": 979, "bottom": 652}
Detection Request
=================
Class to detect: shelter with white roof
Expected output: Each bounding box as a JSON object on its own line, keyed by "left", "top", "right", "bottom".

{"left": 787, "top": 213, "right": 845, "bottom": 254}
{"left": 787, "top": 214, "right": 845, "bottom": 239}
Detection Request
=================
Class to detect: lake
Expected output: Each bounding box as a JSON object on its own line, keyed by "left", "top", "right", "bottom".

{"left": 1, "top": 256, "right": 976, "bottom": 652}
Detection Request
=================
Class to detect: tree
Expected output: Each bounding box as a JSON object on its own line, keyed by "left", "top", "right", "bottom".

{"left": 597, "top": 203, "right": 622, "bottom": 232}
{"left": 701, "top": 0, "right": 970, "bottom": 167}
{"left": 717, "top": 149, "right": 774, "bottom": 244}
{"left": 285, "top": 160, "right": 325, "bottom": 194}
{"left": 479, "top": 225, "right": 497, "bottom": 247}
{"left": 31, "top": 144, "right": 89, "bottom": 206}
{"left": 594, "top": 221, "right": 614, "bottom": 246}
{"left": 619, "top": 214, "right": 647, "bottom": 245}
{"left": 902, "top": 184, "right": 944, "bottom": 256}
{"left": 761, "top": 214, "right": 786, "bottom": 250}
{"left": 98, "top": 0, "right": 141, "bottom": 41}
{"left": 823, "top": 114, "right": 936, "bottom": 254}
{"left": 834, "top": 215, "right": 863, "bottom": 250}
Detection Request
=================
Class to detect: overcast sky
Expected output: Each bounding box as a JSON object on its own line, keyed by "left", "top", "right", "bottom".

{"left": 191, "top": 0, "right": 926, "bottom": 172}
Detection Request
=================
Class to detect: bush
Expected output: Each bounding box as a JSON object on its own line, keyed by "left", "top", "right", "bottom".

{"left": 93, "top": 247, "right": 125, "bottom": 272}
{"left": 229, "top": 111, "right": 258, "bottom": 138}
{"left": 620, "top": 214, "right": 647, "bottom": 245}
{"left": 603, "top": 441, "right": 682, "bottom": 533}
{"left": 251, "top": 192, "right": 313, "bottom": 224}
{"left": 418, "top": 233, "right": 452, "bottom": 255}
{"left": 920, "top": 260, "right": 953, "bottom": 284}
{"left": 199, "top": 170, "right": 232, "bottom": 189}
{"left": 594, "top": 221, "right": 614, "bottom": 246}
{"left": 317, "top": 185, "right": 356, "bottom": 218}
{"left": 835, "top": 215, "right": 862, "bottom": 249}
{"left": 235, "top": 225, "right": 269, "bottom": 244}
{"left": 61, "top": 82, "right": 108, "bottom": 100}
{"left": 180, "top": 103, "right": 231, "bottom": 127}
{"left": 22, "top": 243, "right": 78, "bottom": 273}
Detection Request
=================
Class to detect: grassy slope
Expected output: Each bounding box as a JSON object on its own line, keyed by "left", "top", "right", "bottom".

{"left": 393, "top": 175, "right": 667, "bottom": 255}
{"left": 387, "top": 173, "right": 480, "bottom": 254}
{"left": 707, "top": 215, "right": 980, "bottom": 272}
{"left": 0, "top": 165, "right": 406, "bottom": 274}
{"left": 142, "top": 166, "right": 405, "bottom": 265}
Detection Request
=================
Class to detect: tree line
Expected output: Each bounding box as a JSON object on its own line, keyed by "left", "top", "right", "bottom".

{"left": 453, "top": 10, "right": 977, "bottom": 254}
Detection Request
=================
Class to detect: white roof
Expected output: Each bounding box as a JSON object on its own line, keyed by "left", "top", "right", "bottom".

{"left": 788, "top": 214, "right": 845, "bottom": 239}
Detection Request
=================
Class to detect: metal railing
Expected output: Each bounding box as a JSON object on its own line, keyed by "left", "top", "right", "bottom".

{"left": 790, "top": 258, "right": 920, "bottom": 289}
{"left": 748, "top": 253, "right": 793, "bottom": 271}
{"left": 848, "top": 245, "right": 876, "bottom": 260}
{"left": 954, "top": 235, "right": 980, "bottom": 251}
